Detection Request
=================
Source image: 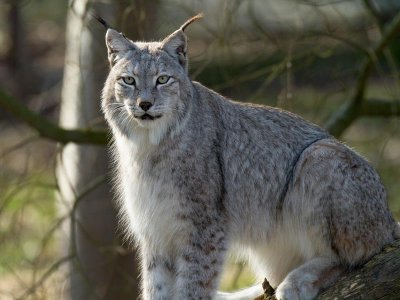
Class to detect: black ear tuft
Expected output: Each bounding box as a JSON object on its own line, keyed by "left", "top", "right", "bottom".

{"left": 161, "top": 13, "right": 203, "bottom": 72}
{"left": 91, "top": 13, "right": 136, "bottom": 67}
{"left": 180, "top": 13, "right": 203, "bottom": 32}
{"left": 91, "top": 13, "right": 111, "bottom": 29}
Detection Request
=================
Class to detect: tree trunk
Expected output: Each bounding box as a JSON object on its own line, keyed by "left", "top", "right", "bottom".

{"left": 258, "top": 239, "right": 400, "bottom": 300}
{"left": 57, "top": 1, "right": 139, "bottom": 299}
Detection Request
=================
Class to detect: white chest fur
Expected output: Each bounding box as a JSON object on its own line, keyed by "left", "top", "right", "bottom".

{"left": 115, "top": 134, "right": 187, "bottom": 253}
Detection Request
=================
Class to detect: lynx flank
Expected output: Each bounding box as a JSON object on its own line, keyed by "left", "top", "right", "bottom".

{"left": 100, "top": 15, "right": 399, "bottom": 300}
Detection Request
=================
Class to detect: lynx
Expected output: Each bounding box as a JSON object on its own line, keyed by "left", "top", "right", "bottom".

{"left": 99, "top": 14, "right": 399, "bottom": 300}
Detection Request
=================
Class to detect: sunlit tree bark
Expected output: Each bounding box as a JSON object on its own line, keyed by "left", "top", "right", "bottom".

{"left": 57, "top": 1, "right": 139, "bottom": 299}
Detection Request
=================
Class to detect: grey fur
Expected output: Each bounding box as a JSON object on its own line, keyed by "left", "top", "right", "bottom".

{"left": 101, "top": 16, "right": 398, "bottom": 300}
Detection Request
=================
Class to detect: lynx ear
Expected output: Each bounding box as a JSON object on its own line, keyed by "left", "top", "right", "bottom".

{"left": 105, "top": 29, "right": 136, "bottom": 66}
{"left": 161, "top": 14, "right": 203, "bottom": 72}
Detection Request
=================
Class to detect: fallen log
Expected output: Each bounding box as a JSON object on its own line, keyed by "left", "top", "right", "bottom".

{"left": 255, "top": 239, "right": 400, "bottom": 300}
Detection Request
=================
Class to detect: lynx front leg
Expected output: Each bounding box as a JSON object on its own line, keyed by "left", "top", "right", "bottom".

{"left": 275, "top": 257, "right": 344, "bottom": 300}
{"left": 141, "top": 249, "right": 175, "bottom": 300}
{"left": 176, "top": 228, "right": 227, "bottom": 300}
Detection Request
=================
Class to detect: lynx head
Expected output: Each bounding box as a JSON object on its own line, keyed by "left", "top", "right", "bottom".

{"left": 101, "top": 14, "right": 202, "bottom": 143}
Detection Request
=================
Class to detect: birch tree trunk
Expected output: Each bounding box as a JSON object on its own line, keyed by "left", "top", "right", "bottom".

{"left": 57, "top": 1, "right": 139, "bottom": 299}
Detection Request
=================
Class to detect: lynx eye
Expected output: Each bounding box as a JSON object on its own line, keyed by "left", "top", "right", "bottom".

{"left": 156, "top": 75, "right": 170, "bottom": 85}
{"left": 122, "top": 76, "right": 135, "bottom": 85}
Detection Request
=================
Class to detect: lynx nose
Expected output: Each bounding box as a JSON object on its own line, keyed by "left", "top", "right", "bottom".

{"left": 139, "top": 101, "right": 153, "bottom": 112}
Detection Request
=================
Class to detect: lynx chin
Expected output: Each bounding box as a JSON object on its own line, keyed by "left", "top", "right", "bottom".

{"left": 100, "top": 14, "right": 399, "bottom": 300}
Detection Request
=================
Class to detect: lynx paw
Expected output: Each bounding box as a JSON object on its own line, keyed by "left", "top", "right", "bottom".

{"left": 275, "top": 276, "right": 318, "bottom": 300}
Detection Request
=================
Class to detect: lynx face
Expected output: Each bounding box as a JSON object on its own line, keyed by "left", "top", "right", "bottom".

{"left": 102, "top": 27, "right": 193, "bottom": 140}
{"left": 119, "top": 46, "right": 188, "bottom": 126}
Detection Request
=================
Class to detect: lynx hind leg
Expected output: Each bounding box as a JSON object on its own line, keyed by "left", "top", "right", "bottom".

{"left": 293, "top": 139, "right": 396, "bottom": 265}
{"left": 275, "top": 257, "right": 343, "bottom": 300}
{"left": 275, "top": 139, "right": 397, "bottom": 300}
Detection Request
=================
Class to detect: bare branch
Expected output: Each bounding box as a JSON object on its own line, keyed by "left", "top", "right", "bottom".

{"left": 363, "top": 0, "right": 385, "bottom": 31}
{"left": 324, "top": 10, "right": 400, "bottom": 136}
{"left": 361, "top": 98, "right": 400, "bottom": 117}
{"left": 0, "top": 89, "right": 108, "bottom": 145}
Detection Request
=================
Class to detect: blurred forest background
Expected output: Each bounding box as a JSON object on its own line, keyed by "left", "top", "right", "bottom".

{"left": 0, "top": 0, "right": 400, "bottom": 299}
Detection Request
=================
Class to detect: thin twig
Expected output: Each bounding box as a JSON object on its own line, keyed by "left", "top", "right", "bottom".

{"left": 0, "top": 134, "right": 39, "bottom": 158}
{"left": 363, "top": 0, "right": 385, "bottom": 31}
{"left": 17, "top": 254, "right": 75, "bottom": 300}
